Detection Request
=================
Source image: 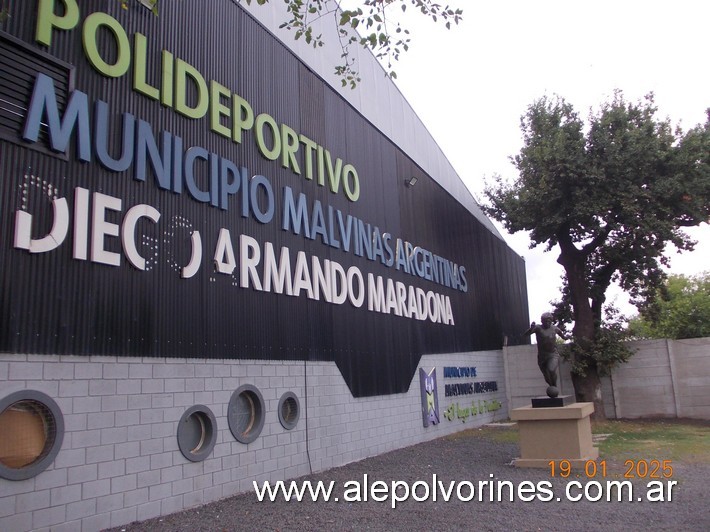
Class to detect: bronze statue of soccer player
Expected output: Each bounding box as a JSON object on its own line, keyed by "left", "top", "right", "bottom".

{"left": 523, "top": 312, "right": 568, "bottom": 398}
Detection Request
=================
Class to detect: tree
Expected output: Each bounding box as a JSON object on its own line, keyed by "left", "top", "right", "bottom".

{"left": 628, "top": 273, "right": 710, "bottom": 339}
{"left": 484, "top": 93, "right": 710, "bottom": 418}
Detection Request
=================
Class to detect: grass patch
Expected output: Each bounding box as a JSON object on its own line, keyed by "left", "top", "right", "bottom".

{"left": 592, "top": 419, "right": 710, "bottom": 463}
{"left": 448, "top": 419, "right": 710, "bottom": 464}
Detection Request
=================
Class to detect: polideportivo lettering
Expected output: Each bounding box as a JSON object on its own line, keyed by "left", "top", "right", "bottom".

{"left": 22, "top": 73, "right": 468, "bottom": 294}
{"left": 35, "top": 0, "right": 360, "bottom": 200}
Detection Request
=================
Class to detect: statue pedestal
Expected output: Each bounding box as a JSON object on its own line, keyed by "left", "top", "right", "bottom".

{"left": 510, "top": 402, "right": 599, "bottom": 468}
{"left": 531, "top": 394, "right": 575, "bottom": 408}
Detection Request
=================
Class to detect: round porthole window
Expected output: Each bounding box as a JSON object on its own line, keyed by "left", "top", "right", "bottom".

{"left": 0, "top": 390, "right": 64, "bottom": 481}
{"left": 228, "top": 385, "right": 265, "bottom": 444}
{"left": 278, "top": 392, "right": 300, "bottom": 430}
{"left": 177, "top": 405, "right": 217, "bottom": 462}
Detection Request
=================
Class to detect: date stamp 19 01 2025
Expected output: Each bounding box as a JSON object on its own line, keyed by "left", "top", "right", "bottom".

{"left": 548, "top": 459, "right": 674, "bottom": 479}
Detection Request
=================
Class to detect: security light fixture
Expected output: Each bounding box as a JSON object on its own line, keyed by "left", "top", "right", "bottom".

{"left": 405, "top": 176, "right": 418, "bottom": 187}
{"left": 138, "top": 0, "right": 158, "bottom": 11}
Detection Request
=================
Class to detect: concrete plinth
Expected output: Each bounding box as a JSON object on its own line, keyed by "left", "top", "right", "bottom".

{"left": 510, "top": 402, "right": 599, "bottom": 468}
{"left": 531, "top": 395, "right": 575, "bottom": 408}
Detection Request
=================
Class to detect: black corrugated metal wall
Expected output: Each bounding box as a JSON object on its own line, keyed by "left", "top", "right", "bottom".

{"left": 0, "top": 0, "right": 529, "bottom": 397}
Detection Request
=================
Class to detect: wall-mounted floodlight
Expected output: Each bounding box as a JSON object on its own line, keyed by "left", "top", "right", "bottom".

{"left": 405, "top": 176, "right": 418, "bottom": 187}
{"left": 138, "top": 0, "right": 158, "bottom": 11}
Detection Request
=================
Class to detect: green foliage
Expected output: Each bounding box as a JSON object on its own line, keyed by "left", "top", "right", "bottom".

{"left": 245, "top": 0, "right": 462, "bottom": 88}
{"left": 483, "top": 92, "right": 710, "bottom": 409}
{"left": 118, "top": 0, "right": 158, "bottom": 16}
{"left": 0, "top": 0, "right": 9, "bottom": 23}
{"left": 484, "top": 93, "right": 710, "bottom": 331}
{"left": 560, "top": 306, "right": 635, "bottom": 377}
{"left": 628, "top": 273, "right": 710, "bottom": 339}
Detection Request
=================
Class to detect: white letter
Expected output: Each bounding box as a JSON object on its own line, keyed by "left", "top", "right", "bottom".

{"left": 91, "top": 192, "right": 122, "bottom": 266}
{"left": 391, "top": 481, "right": 409, "bottom": 509}
{"left": 444, "top": 296, "right": 454, "bottom": 325}
{"left": 330, "top": 261, "right": 347, "bottom": 304}
{"left": 407, "top": 285, "right": 420, "bottom": 319}
{"left": 14, "top": 197, "right": 69, "bottom": 253}
{"left": 416, "top": 288, "right": 428, "bottom": 321}
{"left": 347, "top": 267, "right": 364, "bottom": 307}
{"left": 367, "top": 273, "right": 386, "bottom": 312}
{"left": 293, "top": 251, "right": 314, "bottom": 298}
{"left": 263, "top": 243, "right": 292, "bottom": 295}
{"left": 343, "top": 481, "right": 361, "bottom": 502}
{"left": 566, "top": 481, "right": 583, "bottom": 502}
{"left": 240, "top": 234, "right": 262, "bottom": 290}
{"left": 311, "top": 256, "right": 330, "bottom": 302}
{"left": 182, "top": 231, "right": 202, "bottom": 278}
{"left": 122, "top": 204, "right": 160, "bottom": 270}
{"left": 427, "top": 291, "right": 440, "bottom": 323}
{"left": 73, "top": 187, "right": 89, "bottom": 260}
{"left": 214, "top": 228, "right": 236, "bottom": 274}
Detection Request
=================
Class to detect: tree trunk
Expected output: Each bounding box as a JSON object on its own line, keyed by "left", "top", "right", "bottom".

{"left": 557, "top": 242, "right": 606, "bottom": 420}
{"left": 570, "top": 363, "right": 605, "bottom": 420}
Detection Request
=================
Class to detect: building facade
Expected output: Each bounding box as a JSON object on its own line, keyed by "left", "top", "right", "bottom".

{"left": 0, "top": 1, "right": 528, "bottom": 530}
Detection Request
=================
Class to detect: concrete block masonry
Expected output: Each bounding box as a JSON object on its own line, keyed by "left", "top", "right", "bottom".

{"left": 0, "top": 352, "right": 507, "bottom": 532}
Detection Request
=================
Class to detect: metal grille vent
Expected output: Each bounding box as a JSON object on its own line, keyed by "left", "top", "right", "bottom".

{"left": 0, "top": 31, "right": 73, "bottom": 146}
{"left": 0, "top": 400, "right": 55, "bottom": 469}
{"left": 0, "top": 390, "right": 64, "bottom": 481}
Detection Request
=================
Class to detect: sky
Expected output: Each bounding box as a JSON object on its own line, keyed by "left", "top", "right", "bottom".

{"left": 385, "top": 0, "right": 710, "bottom": 323}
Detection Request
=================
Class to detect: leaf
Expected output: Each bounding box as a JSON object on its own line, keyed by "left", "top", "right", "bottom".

{"left": 248, "top": 0, "right": 466, "bottom": 89}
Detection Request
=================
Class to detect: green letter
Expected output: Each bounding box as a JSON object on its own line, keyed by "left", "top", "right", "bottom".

{"left": 232, "top": 94, "right": 254, "bottom": 144}
{"left": 133, "top": 33, "right": 159, "bottom": 100}
{"left": 255, "top": 113, "right": 280, "bottom": 161}
{"left": 36, "top": 0, "right": 80, "bottom": 46}
{"left": 342, "top": 163, "right": 360, "bottom": 202}
{"left": 280, "top": 124, "right": 301, "bottom": 174}
{"left": 299, "top": 134, "right": 317, "bottom": 180}
{"left": 161, "top": 50, "right": 174, "bottom": 108}
{"left": 82, "top": 12, "right": 130, "bottom": 78}
{"left": 174, "top": 58, "right": 209, "bottom": 119}
{"left": 210, "top": 80, "right": 232, "bottom": 139}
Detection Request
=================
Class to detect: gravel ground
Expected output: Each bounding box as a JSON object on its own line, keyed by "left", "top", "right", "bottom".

{"left": 107, "top": 424, "right": 710, "bottom": 532}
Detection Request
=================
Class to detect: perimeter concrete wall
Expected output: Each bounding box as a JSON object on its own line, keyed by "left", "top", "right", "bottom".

{"left": 0, "top": 351, "right": 506, "bottom": 532}
{"left": 5, "top": 338, "right": 706, "bottom": 531}
{"left": 504, "top": 337, "right": 710, "bottom": 420}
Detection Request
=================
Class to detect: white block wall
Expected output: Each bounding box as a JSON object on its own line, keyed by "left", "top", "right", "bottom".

{"left": 670, "top": 338, "right": 710, "bottom": 418}
{"left": 504, "top": 337, "right": 710, "bottom": 420}
{"left": 0, "top": 350, "right": 507, "bottom": 532}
